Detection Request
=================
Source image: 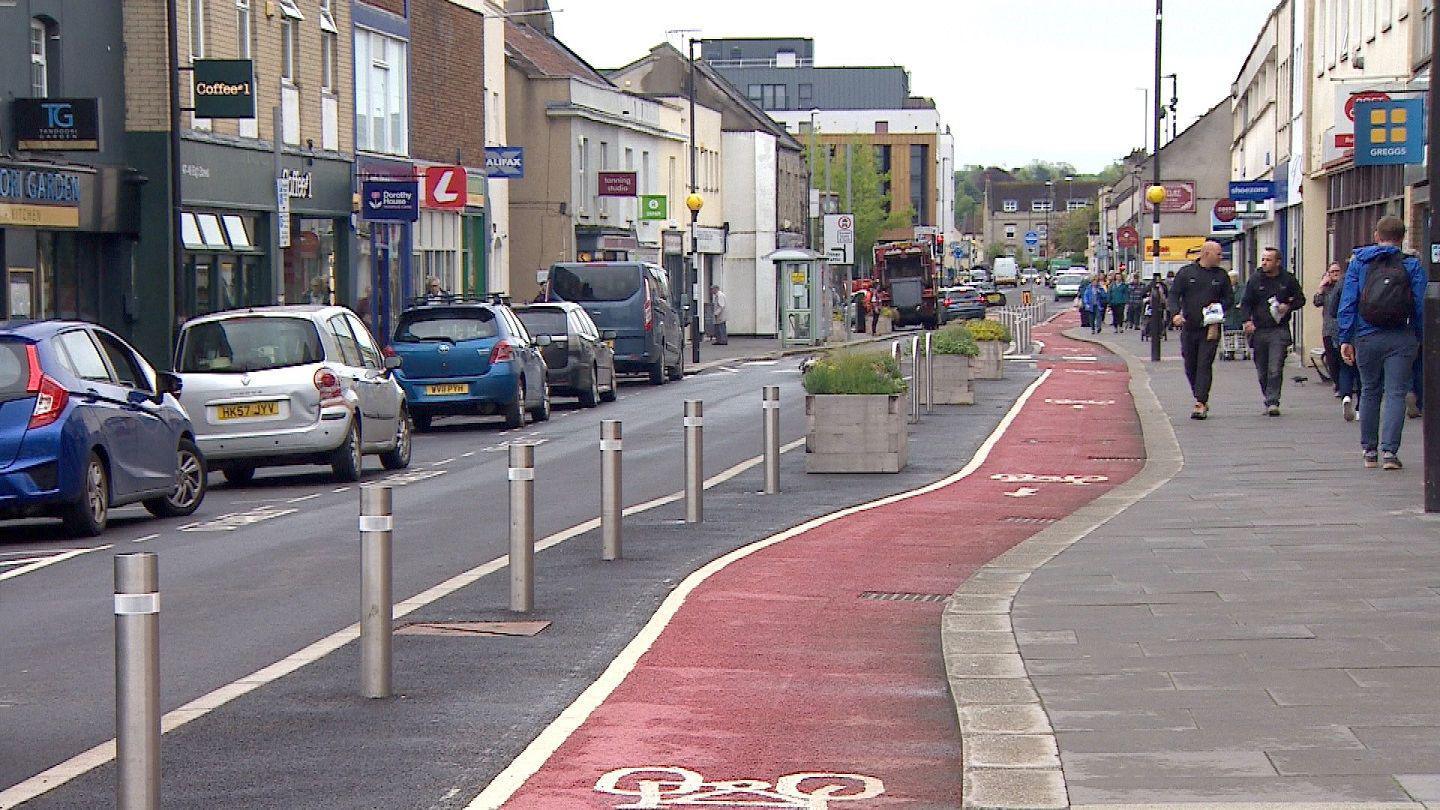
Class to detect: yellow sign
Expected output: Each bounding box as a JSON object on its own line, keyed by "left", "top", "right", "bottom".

{"left": 0, "top": 203, "right": 80, "bottom": 228}
{"left": 790, "top": 271, "right": 807, "bottom": 284}
{"left": 1022, "top": 290, "right": 1033, "bottom": 306}
{"left": 1141, "top": 236, "right": 1207, "bottom": 259}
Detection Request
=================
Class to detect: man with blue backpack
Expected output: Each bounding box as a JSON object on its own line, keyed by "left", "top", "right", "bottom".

{"left": 1338, "top": 215, "right": 1427, "bottom": 470}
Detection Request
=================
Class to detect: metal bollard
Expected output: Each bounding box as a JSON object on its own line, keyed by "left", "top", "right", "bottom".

{"left": 600, "top": 420, "right": 622, "bottom": 560}
{"left": 923, "top": 331, "right": 934, "bottom": 414}
{"left": 115, "top": 553, "right": 160, "bottom": 810}
{"left": 359, "top": 485, "right": 393, "bottom": 698}
{"left": 763, "top": 386, "right": 780, "bottom": 494}
{"left": 684, "top": 400, "right": 703, "bottom": 523}
{"left": 908, "top": 335, "right": 921, "bottom": 423}
{"left": 509, "top": 443, "right": 535, "bottom": 611}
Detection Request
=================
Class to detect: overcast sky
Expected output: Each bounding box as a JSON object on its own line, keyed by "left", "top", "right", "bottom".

{"left": 554, "top": 1, "right": 1277, "bottom": 174}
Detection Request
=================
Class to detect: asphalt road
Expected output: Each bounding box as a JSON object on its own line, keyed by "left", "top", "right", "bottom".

{"left": 0, "top": 358, "right": 809, "bottom": 791}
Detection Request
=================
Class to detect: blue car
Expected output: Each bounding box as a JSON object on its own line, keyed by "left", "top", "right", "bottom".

{"left": 0, "top": 321, "right": 206, "bottom": 536}
{"left": 390, "top": 298, "right": 552, "bottom": 430}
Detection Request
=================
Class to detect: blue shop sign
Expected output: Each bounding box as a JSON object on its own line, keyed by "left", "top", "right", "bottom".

{"left": 0, "top": 167, "right": 84, "bottom": 205}
{"left": 484, "top": 146, "right": 525, "bottom": 179}
{"left": 1227, "top": 181, "right": 1275, "bottom": 202}
{"left": 1355, "top": 98, "right": 1425, "bottom": 166}
{"left": 360, "top": 179, "right": 419, "bottom": 222}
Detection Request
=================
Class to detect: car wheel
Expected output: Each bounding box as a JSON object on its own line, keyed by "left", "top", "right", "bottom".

{"left": 503, "top": 380, "right": 528, "bottom": 428}
{"left": 530, "top": 385, "right": 552, "bottom": 421}
{"left": 145, "top": 437, "right": 207, "bottom": 518}
{"left": 599, "top": 367, "right": 618, "bottom": 403}
{"left": 412, "top": 413, "right": 433, "bottom": 432}
{"left": 380, "top": 409, "right": 413, "bottom": 470}
{"left": 221, "top": 463, "right": 256, "bottom": 486}
{"left": 648, "top": 354, "right": 666, "bottom": 386}
{"left": 330, "top": 420, "right": 363, "bottom": 482}
{"left": 578, "top": 365, "right": 601, "bottom": 408}
{"left": 666, "top": 349, "right": 684, "bottom": 381}
{"left": 62, "top": 452, "right": 109, "bottom": 537}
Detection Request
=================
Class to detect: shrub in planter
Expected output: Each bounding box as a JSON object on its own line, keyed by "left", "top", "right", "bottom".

{"left": 961, "top": 318, "right": 1011, "bottom": 343}
{"left": 931, "top": 324, "right": 979, "bottom": 405}
{"left": 963, "top": 318, "right": 1010, "bottom": 381}
{"left": 802, "top": 351, "right": 908, "bottom": 473}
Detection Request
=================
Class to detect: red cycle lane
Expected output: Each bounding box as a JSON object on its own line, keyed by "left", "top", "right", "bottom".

{"left": 490, "top": 313, "right": 1142, "bottom": 809}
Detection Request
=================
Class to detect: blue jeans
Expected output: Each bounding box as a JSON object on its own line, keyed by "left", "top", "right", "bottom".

{"left": 1355, "top": 329, "right": 1419, "bottom": 454}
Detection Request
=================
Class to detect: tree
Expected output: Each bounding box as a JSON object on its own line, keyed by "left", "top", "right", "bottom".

{"left": 822, "top": 137, "right": 911, "bottom": 268}
{"left": 1054, "top": 204, "right": 1097, "bottom": 255}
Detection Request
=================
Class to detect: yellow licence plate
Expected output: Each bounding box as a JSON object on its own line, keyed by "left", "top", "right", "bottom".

{"left": 215, "top": 401, "right": 282, "bottom": 420}
{"left": 426, "top": 384, "right": 469, "bottom": 396}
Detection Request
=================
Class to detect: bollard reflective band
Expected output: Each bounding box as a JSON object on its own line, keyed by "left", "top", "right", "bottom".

{"left": 684, "top": 417, "right": 704, "bottom": 427}
{"left": 114, "top": 593, "right": 160, "bottom": 615}
{"left": 599, "top": 439, "right": 622, "bottom": 451}
{"left": 508, "top": 467, "right": 535, "bottom": 481}
{"left": 762, "top": 401, "right": 780, "bottom": 409}
{"left": 358, "top": 515, "right": 393, "bottom": 532}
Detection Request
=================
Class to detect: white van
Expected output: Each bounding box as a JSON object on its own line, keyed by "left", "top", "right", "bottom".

{"left": 993, "top": 257, "right": 1019, "bottom": 287}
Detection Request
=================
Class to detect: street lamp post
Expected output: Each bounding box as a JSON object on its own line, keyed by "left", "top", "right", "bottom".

{"left": 1423, "top": 4, "right": 1440, "bottom": 511}
{"left": 1044, "top": 180, "right": 1054, "bottom": 259}
{"left": 687, "top": 38, "right": 704, "bottom": 365}
{"left": 1148, "top": 0, "right": 1164, "bottom": 363}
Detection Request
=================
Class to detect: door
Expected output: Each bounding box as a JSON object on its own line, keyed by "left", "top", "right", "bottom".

{"left": 52, "top": 329, "right": 148, "bottom": 498}
{"left": 346, "top": 313, "right": 402, "bottom": 442}
{"left": 501, "top": 308, "right": 544, "bottom": 405}
{"left": 93, "top": 329, "right": 176, "bottom": 493}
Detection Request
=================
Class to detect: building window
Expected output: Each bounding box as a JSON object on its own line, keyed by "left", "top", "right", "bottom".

{"left": 1066, "top": 199, "right": 1088, "bottom": 211}
{"left": 235, "top": 0, "right": 251, "bottom": 58}
{"left": 875, "top": 120, "right": 888, "bottom": 134}
{"left": 355, "top": 29, "right": 408, "bottom": 155}
{"left": 798, "top": 83, "right": 813, "bottom": 106}
{"left": 30, "top": 18, "right": 48, "bottom": 97}
{"left": 320, "top": 0, "right": 339, "bottom": 93}
{"left": 908, "top": 143, "right": 929, "bottom": 224}
{"left": 281, "top": 18, "right": 299, "bottom": 80}
{"left": 1422, "top": 0, "right": 1434, "bottom": 61}
{"left": 1004, "top": 224, "right": 1017, "bottom": 240}
{"left": 747, "top": 84, "right": 788, "bottom": 110}
{"left": 1002, "top": 199, "right": 1018, "bottom": 212}
{"left": 189, "top": 0, "right": 206, "bottom": 61}
{"left": 1031, "top": 199, "right": 1053, "bottom": 212}
{"left": 775, "top": 49, "right": 797, "bottom": 68}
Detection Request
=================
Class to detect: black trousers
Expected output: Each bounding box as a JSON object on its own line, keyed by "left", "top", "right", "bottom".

{"left": 1110, "top": 304, "right": 1125, "bottom": 329}
{"left": 1179, "top": 326, "right": 1220, "bottom": 404}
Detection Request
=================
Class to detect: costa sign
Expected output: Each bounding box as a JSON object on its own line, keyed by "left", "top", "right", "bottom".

{"left": 1213, "top": 198, "right": 1237, "bottom": 222}
{"left": 1115, "top": 225, "right": 1139, "bottom": 249}
{"left": 423, "top": 166, "right": 467, "bottom": 210}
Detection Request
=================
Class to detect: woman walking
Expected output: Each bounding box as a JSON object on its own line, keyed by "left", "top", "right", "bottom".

{"left": 1108, "top": 273, "right": 1130, "bottom": 333}
{"left": 1083, "top": 274, "right": 1108, "bottom": 335}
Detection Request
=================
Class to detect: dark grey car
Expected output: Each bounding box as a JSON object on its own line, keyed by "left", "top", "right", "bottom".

{"left": 515, "top": 302, "right": 617, "bottom": 407}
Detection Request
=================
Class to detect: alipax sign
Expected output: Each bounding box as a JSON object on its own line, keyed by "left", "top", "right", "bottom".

{"left": 423, "top": 166, "right": 467, "bottom": 211}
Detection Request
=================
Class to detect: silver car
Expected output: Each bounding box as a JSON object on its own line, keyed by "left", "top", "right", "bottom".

{"left": 172, "top": 305, "right": 412, "bottom": 484}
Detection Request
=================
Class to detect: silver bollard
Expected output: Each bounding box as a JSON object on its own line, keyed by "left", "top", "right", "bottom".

{"left": 359, "top": 485, "right": 393, "bottom": 698}
{"left": 115, "top": 552, "right": 160, "bottom": 810}
{"left": 909, "top": 335, "right": 921, "bottom": 423}
{"left": 509, "top": 443, "right": 536, "bottom": 611}
{"left": 600, "top": 420, "right": 622, "bottom": 560}
{"left": 923, "top": 331, "right": 934, "bottom": 414}
{"left": 684, "top": 400, "right": 703, "bottom": 523}
{"left": 763, "top": 386, "right": 780, "bottom": 494}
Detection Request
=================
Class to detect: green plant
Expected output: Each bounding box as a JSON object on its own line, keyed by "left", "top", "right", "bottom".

{"left": 803, "top": 351, "right": 906, "bottom": 395}
{"left": 962, "top": 318, "right": 1012, "bottom": 342}
{"left": 932, "top": 324, "right": 979, "bottom": 357}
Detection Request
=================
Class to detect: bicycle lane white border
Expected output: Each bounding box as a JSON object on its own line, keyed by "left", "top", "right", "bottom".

{"left": 467, "top": 368, "right": 1054, "bottom": 810}
{"left": 0, "top": 437, "right": 807, "bottom": 810}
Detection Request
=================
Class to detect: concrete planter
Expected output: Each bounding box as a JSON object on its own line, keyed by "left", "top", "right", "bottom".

{"left": 932, "top": 354, "right": 976, "bottom": 405}
{"left": 804, "top": 393, "right": 908, "bottom": 473}
{"left": 971, "top": 340, "right": 1006, "bottom": 380}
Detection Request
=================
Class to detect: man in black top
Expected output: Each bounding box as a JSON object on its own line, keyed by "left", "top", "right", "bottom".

{"left": 1167, "top": 240, "right": 1234, "bottom": 420}
{"left": 1241, "top": 246, "right": 1305, "bottom": 416}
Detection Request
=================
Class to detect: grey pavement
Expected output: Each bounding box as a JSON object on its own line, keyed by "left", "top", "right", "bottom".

{"left": 1012, "top": 331, "right": 1440, "bottom": 808}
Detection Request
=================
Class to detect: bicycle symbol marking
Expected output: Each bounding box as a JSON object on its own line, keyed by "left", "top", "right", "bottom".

{"left": 594, "top": 766, "right": 885, "bottom": 808}
{"left": 990, "top": 473, "right": 1109, "bottom": 486}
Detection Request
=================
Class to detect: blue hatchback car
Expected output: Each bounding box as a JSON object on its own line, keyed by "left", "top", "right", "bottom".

{"left": 0, "top": 321, "right": 206, "bottom": 536}
{"left": 390, "top": 298, "right": 552, "bottom": 430}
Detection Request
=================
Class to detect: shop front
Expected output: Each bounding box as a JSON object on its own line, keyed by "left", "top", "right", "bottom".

{"left": 0, "top": 159, "right": 138, "bottom": 326}
{"left": 357, "top": 156, "right": 417, "bottom": 341}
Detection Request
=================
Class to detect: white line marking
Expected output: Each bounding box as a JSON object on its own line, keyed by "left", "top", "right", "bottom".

{"left": 466, "top": 369, "right": 1054, "bottom": 808}
{"left": 286, "top": 493, "right": 321, "bottom": 504}
{"left": 461, "top": 451, "right": 476, "bottom": 457}
{"left": 717, "top": 366, "right": 740, "bottom": 374}
{"left": 0, "top": 437, "right": 810, "bottom": 808}
{"left": 332, "top": 486, "right": 352, "bottom": 493}
{"left": 743, "top": 360, "right": 779, "bottom": 366}
{"left": 132, "top": 534, "right": 160, "bottom": 544}
{"left": 0, "top": 544, "right": 113, "bottom": 583}
{"left": 432, "top": 457, "right": 456, "bottom": 466}
{"left": 1003, "top": 487, "right": 1039, "bottom": 498}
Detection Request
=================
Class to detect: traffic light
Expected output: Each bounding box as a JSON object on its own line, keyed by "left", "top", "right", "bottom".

{"left": 934, "top": 234, "right": 944, "bottom": 258}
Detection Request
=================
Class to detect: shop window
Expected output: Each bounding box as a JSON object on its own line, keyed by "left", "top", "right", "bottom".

{"left": 36, "top": 232, "right": 100, "bottom": 322}
{"left": 196, "top": 214, "right": 227, "bottom": 248}
{"left": 236, "top": 0, "right": 251, "bottom": 58}
{"left": 222, "top": 215, "right": 251, "bottom": 249}
{"left": 189, "top": 0, "right": 205, "bottom": 61}
{"left": 181, "top": 213, "right": 205, "bottom": 249}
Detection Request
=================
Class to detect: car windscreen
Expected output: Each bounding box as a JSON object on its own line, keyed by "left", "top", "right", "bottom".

{"left": 1057, "top": 275, "right": 1087, "bottom": 285}
{"left": 515, "top": 308, "right": 569, "bottom": 336}
{"left": 549, "top": 265, "right": 642, "bottom": 302}
{"left": 178, "top": 317, "right": 324, "bottom": 373}
{"left": 395, "top": 308, "right": 498, "bottom": 343}
{"left": 0, "top": 340, "right": 29, "bottom": 402}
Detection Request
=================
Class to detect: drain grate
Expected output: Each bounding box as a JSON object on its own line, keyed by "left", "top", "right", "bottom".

{"left": 860, "top": 591, "right": 950, "bottom": 603}
{"left": 395, "top": 620, "right": 551, "bottom": 638}
{"left": 1089, "top": 455, "right": 1144, "bottom": 462}
{"left": 1002, "top": 516, "right": 1057, "bottom": 525}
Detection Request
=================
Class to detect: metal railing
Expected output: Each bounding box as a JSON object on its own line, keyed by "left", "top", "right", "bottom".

{"left": 989, "top": 300, "right": 1048, "bottom": 356}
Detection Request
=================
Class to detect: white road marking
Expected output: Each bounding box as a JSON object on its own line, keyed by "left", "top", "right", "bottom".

{"left": 1003, "top": 487, "right": 1039, "bottom": 498}
{"left": 332, "top": 486, "right": 352, "bottom": 493}
{"left": 716, "top": 366, "right": 741, "bottom": 374}
{"left": 461, "top": 451, "right": 476, "bottom": 458}
{"left": 990, "top": 473, "right": 1109, "bottom": 485}
{"left": 743, "top": 360, "right": 779, "bottom": 366}
{"left": 286, "top": 493, "right": 321, "bottom": 504}
{"left": 1061, "top": 355, "right": 1098, "bottom": 362}
{"left": 377, "top": 468, "right": 447, "bottom": 486}
{"left": 0, "top": 436, "right": 815, "bottom": 808}
{"left": 432, "top": 457, "right": 456, "bottom": 466}
{"left": 594, "top": 767, "right": 883, "bottom": 806}
{"left": 0, "top": 545, "right": 113, "bottom": 583}
{"left": 466, "top": 369, "right": 1053, "bottom": 808}
{"left": 132, "top": 534, "right": 160, "bottom": 544}
{"left": 180, "top": 506, "right": 298, "bottom": 533}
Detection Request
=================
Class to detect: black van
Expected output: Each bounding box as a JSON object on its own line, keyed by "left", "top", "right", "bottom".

{"left": 547, "top": 262, "right": 685, "bottom": 385}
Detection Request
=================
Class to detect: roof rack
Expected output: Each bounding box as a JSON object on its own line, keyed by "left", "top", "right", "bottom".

{"left": 404, "top": 293, "right": 510, "bottom": 308}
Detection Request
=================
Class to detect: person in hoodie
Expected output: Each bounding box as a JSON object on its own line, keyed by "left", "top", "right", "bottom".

{"left": 1107, "top": 273, "right": 1130, "bottom": 333}
{"left": 1338, "top": 215, "right": 1427, "bottom": 470}
{"left": 1240, "top": 247, "right": 1305, "bottom": 416}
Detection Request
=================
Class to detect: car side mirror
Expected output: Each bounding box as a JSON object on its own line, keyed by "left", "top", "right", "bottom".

{"left": 534, "top": 334, "right": 553, "bottom": 347}
{"left": 156, "top": 371, "right": 183, "bottom": 397}
{"left": 601, "top": 329, "right": 617, "bottom": 340}
{"left": 384, "top": 354, "right": 403, "bottom": 371}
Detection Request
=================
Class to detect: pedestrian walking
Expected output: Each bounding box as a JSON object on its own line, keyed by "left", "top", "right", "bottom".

{"left": 1313, "top": 261, "right": 1359, "bottom": 420}
{"left": 1127, "top": 275, "right": 1146, "bottom": 330}
{"left": 1167, "top": 240, "right": 1233, "bottom": 420}
{"left": 1083, "top": 274, "right": 1108, "bottom": 335}
{"left": 869, "top": 287, "right": 882, "bottom": 334}
{"left": 1240, "top": 247, "right": 1305, "bottom": 416}
{"left": 1078, "top": 275, "right": 1093, "bottom": 329}
{"left": 1338, "top": 215, "right": 1427, "bottom": 470}
{"left": 1142, "top": 276, "right": 1168, "bottom": 341}
{"left": 1108, "top": 273, "right": 1130, "bottom": 333}
{"left": 709, "top": 284, "right": 728, "bottom": 345}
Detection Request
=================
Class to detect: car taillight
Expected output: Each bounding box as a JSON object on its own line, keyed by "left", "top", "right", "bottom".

{"left": 382, "top": 345, "right": 397, "bottom": 358}
{"left": 25, "top": 345, "right": 69, "bottom": 429}
{"left": 943, "top": 298, "right": 953, "bottom": 307}
{"left": 489, "top": 340, "right": 514, "bottom": 364}
{"left": 313, "top": 367, "right": 342, "bottom": 400}
{"left": 643, "top": 294, "right": 653, "bottom": 331}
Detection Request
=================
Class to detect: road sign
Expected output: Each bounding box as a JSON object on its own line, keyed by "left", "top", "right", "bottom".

{"left": 1023, "top": 231, "right": 1039, "bottom": 247}
{"left": 1355, "top": 98, "right": 1425, "bottom": 165}
{"left": 823, "top": 213, "right": 855, "bottom": 265}
{"left": 423, "top": 166, "right": 466, "bottom": 210}
{"left": 1116, "top": 226, "right": 1139, "bottom": 249}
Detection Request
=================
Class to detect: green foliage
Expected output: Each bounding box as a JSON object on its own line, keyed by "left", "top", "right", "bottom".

{"left": 984, "top": 242, "right": 1010, "bottom": 263}
{"left": 933, "top": 324, "right": 980, "bottom": 357}
{"left": 1055, "top": 204, "right": 1097, "bottom": 254}
{"left": 814, "top": 137, "right": 912, "bottom": 269}
{"left": 962, "top": 318, "right": 1011, "bottom": 343}
{"left": 802, "top": 351, "right": 906, "bottom": 395}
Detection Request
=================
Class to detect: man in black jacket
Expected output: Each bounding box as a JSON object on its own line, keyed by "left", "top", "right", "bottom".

{"left": 1241, "top": 247, "right": 1305, "bottom": 416}
{"left": 1167, "top": 240, "right": 1234, "bottom": 419}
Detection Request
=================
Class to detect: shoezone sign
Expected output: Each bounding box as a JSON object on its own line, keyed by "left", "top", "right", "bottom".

{"left": 594, "top": 767, "right": 884, "bottom": 808}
